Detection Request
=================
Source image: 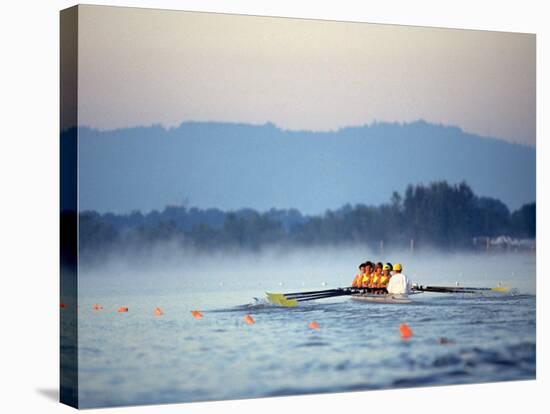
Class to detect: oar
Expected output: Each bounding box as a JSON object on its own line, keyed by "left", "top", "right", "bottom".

{"left": 284, "top": 288, "right": 352, "bottom": 299}
{"left": 267, "top": 290, "right": 354, "bottom": 307}
{"left": 267, "top": 287, "right": 390, "bottom": 307}
{"left": 413, "top": 285, "right": 510, "bottom": 294}
{"left": 266, "top": 292, "right": 345, "bottom": 306}
{"left": 287, "top": 291, "right": 353, "bottom": 301}
{"left": 269, "top": 286, "right": 386, "bottom": 300}
{"left": 294, "top": 292, "right": 352, "bottom": 302}
{"left": 266, "top": 288, "right": 350, "bottom": 305}
{"left": 286, "top": 287, "right": 388, "bottom": 298}
{"left": 277, "top": 287, "right": 350, "bottom": 298}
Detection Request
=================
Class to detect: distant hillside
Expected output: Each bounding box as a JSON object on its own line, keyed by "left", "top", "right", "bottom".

{"left": 77, "top": 181, "right": 536, "bottom": 259}
{"left": 74, "top": 120, "right": 535, "bottom": 214}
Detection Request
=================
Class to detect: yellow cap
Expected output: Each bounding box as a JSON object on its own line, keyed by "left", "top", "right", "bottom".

{"left": 393, "top": 263, "right": 402, "bottom": 271}
{"left": 383, "top": 264, "right": 391, "bottom": 270}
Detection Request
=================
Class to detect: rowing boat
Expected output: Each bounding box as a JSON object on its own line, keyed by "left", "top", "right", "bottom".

{"left": 266, "top": 284, "right": 509, "bottom": 307}
{"left": 350, "top": 293, "right": 416, "bottom": 304}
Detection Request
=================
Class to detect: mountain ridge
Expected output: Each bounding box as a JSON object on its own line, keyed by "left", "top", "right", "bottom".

{"left": 76, "top": 119, "right": 535, "bottom": 149}
{"left": 73, "top": 120, "right": 535, "bottom": 214}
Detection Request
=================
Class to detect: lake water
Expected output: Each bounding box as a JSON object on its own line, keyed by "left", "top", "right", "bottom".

{"left": 62, "top": 248, "right": 536, "bottom": 408}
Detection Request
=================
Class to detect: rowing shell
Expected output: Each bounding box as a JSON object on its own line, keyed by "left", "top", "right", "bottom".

{"left": 266, "top": 285, "right": 509, "bottom": 307}
{"left": 351, "top": 292, "right": 420, "bottom": 304}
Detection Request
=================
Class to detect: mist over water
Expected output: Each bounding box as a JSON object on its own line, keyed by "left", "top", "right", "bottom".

{"left": 79, "top": 246, "right": 536, "bottom": 298}
{"left": 72, "top": 247, "right": 535, "bottom": 408}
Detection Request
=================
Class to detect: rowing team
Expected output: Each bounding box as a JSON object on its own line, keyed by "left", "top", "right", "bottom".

{"left": 351, "top": 261, "right": 412, "bottom": 295}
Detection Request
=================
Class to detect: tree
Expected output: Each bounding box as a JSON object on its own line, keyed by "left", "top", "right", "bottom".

{"left": 510, "top": 203, "right": 536, "bottom": 238}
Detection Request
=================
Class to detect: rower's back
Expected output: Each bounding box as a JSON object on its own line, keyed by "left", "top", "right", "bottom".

{"left": 387, "top": 264, "right": 411, "bottom": 295}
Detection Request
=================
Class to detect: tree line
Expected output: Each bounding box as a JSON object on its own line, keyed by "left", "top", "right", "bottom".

{"left": 76, "top": 181, "right": 535, "bottom": 261}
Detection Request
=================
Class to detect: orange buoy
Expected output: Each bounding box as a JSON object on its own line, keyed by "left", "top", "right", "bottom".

{"left": 117, "top": 306, "right": 129, "bottom": 313}
{"left": 191, "top": 310, "right": 203, "bottom": 319}
{"left": 243, "top": 314, "right": 255, "bottom": 325}
{"left": 308, "top": 321, "right": 320, "bottom": 330}
{"left": 399, "top": 323, "right": 412, "bottom": 339}
{"left": 60, "top": 302, "right": 65, "bottom": 308}
{"left": 154, "top": 307, "right": 163, "bottom": 316}
{"left": 92, "top": 304, "right": 103, "bottom": 311}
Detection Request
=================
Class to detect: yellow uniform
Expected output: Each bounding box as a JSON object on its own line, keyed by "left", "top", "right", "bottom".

{"left": 361, "top": 273, "right": 372, "bottom": 288}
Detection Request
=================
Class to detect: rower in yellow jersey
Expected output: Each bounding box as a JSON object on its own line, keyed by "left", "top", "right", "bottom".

{"left": 351, "top": 263, "right": 366, "bottom": 288}
{"left": 370, "top": 262, "right": 383, "bottom": 288}
{"left": 361, "top": 261, "right": 374, "bottom": 288}
{"left": 379, "top": 263, "right": 392, "bottom": 289}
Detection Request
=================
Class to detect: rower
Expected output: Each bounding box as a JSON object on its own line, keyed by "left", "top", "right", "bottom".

{"left": 351, "top": 263, "right": 366, "bottom": 288}
{"left": 379, "top": 263, "right": 392, "bottom": 288}
{"left": 361, "top": 261, "right": 373, "bottom": 288}
{"left": 371, "top": 262, "right": 383, "bottom": 289}
{"left": 386, "top": 263, "right": 412, "bottom": 295}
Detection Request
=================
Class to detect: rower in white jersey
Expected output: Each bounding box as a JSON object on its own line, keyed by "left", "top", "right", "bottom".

{"left": 386, "top": 263, "right": 412, "bottom": 295}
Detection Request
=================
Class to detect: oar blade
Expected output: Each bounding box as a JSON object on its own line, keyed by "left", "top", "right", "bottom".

{"left": 265, "top": 292, "right": 299, "bottom": 307}
{"left": 276, "top": 297, "right": 299, "bottom": 307}
{"left": 266, "top": 292, "right": 283, "bottom": 304}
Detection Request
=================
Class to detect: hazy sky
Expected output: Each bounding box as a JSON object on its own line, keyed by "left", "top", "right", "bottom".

{"left": 77, "top": 5, "right": 536, "bottom": 146}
